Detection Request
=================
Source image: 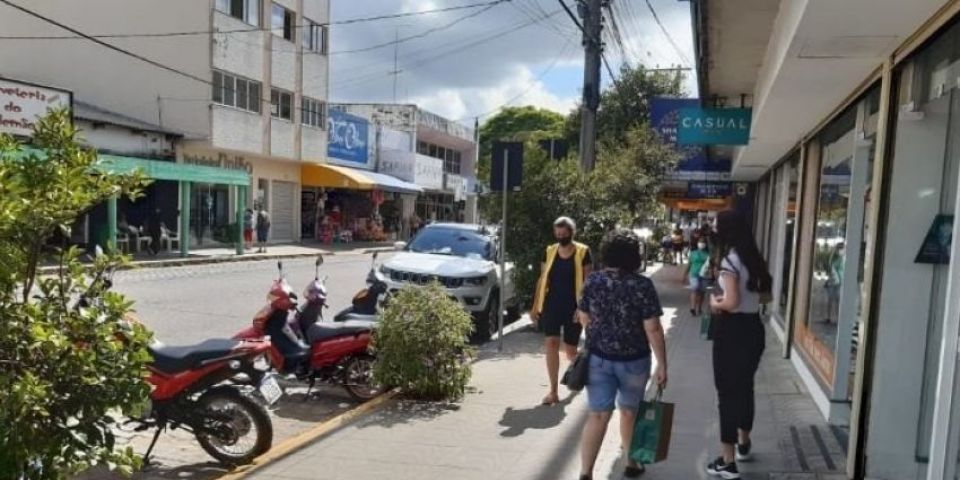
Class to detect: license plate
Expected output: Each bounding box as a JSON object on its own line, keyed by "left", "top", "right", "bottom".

{"left": 259, "top": 375, "right": 283, "bottom": 405}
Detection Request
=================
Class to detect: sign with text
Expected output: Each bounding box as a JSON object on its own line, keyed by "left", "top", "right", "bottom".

{"left": 650, "top": 97, "right": 731, "bottom": 180}
{"left": 687, "top": 181, "right": 733, "bottom": 199}
{"left": 327, "top": 109, "right": 370, "bottom": 165}
{"left": 677, "top": 107, "right": 752, "bottom": 145}
{"left": 0, "top": 78, "right": 71, "bottom": 137}
{"left": 414, "top": 154, "right": 443, "bottom": 190}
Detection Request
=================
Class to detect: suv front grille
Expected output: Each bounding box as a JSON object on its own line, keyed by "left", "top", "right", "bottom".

{"left": 389, "top": 270, "right": 464, "bottom": 289}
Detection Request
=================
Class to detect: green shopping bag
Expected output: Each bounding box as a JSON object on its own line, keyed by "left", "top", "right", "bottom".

{"left": 629, "top": 389, "right": 675, "bottom": 464}
{"left": 700, "top": 312, "right": 713, "bottom": 341}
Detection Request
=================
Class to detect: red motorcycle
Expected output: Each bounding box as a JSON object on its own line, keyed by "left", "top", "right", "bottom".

{"left": 81, "top": 263, "right": 280, "bottom": 466}
{"left": 234, "top": 257, "right": 381, "bottom": 402}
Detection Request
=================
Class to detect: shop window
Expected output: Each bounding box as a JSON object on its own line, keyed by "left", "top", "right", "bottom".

{"left": 778, "top": 158, "right": 799, "bottom": 320}
{"left": 301, "top": 97, "right": 326, "bottom": 128}
{"left": 213, "top": 70, "right": 261, "bottom": 113}
{"left": 216, "top": 0, "right": 260, "bottom": 26}
{"left": 271, "top": 4, "right": 294, "bottom": 41}
{"left": 270, "top": 88, "right": 292, "bottom": 120}
{"left": 302, "top": 18, "right": 328, "bottom": 54}
{"left": 429, "top": 144, "right": 438, "bottom": 158}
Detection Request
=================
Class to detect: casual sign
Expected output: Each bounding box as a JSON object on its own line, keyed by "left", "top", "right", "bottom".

{"left": 327, "top": 109, "right": 370, "bottom": 165}
{"left": 677, "top": 107, "right": 752, "bottom": 145}
{"left": 0, "top": 78, "right": 72, "bottom": 137}
{"left": 650, "top": 97, "right": 731, "bottom": 180}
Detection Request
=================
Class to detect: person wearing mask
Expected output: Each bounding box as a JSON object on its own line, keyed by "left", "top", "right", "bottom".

{"left": 705, "top": 211, "right": 773, "bottom": 479}
{"left": 684, "top": 239, "right": 710, "bottom": 316}
{"left": 530, "top": 217, "right": 593, "bottom": 406}
{"left": 577, "top": 230, "right": 667, "bottom": 480}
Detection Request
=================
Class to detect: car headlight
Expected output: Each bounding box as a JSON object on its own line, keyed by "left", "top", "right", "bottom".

{"left": 465, "top": 276, "right": 487, "bottom": 286}
{"left": 379, "top": 265, "right": 391, "bottom": 275}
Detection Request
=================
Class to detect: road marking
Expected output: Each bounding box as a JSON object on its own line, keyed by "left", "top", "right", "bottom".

{"left": 217, "top": 390, "right": 397, "bottom": 480}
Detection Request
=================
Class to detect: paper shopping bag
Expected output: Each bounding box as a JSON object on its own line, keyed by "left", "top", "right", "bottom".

{"left": 629, "top": 390, "right": 675, "bottom": 464}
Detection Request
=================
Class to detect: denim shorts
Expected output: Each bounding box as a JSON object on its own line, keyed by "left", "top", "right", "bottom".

{"left": 586, "top": 354, "right": 652, "bottom": 412}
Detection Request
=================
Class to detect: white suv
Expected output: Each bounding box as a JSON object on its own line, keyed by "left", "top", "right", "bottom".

{"left": 378, "top": 223, "right": 517, "bottom": 342}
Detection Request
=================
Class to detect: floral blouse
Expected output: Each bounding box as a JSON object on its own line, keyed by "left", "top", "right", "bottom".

{"left": 578, "top": 269, "right": 663, "bottom": 361}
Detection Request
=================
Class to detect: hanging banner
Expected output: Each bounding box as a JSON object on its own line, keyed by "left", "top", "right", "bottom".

{"left": 650, "top": 97, "right": 731, "bottom": 180}
{"left": 677, "top": 107, "right": 752, "bottom": 145}
{"left": 0, "top": 77, "right": 72, "bottom": 137}
{"left": 327, "top": 109, "right": 370, "bottom": 165}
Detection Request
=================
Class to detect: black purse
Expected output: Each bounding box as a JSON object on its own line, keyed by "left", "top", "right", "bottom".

{"left": 561, "top": 348, "right": 590, "bottom": 391}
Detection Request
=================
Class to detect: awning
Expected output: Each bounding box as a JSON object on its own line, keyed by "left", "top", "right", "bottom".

{"left": 301, "top": 163, "right": 422, "bottom": 194}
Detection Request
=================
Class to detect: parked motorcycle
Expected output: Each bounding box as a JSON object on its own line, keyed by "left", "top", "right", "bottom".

{"left": 79, "top": 261, "right": 279, "bottom": 466}
{"left": 233, "top": 258, "right": 381, "bottom": 402}
{"left": 333, "top": 252, "right": 388, "bottom": 323}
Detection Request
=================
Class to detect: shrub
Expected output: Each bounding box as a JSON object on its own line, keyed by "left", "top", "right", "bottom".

{"left": 372, "top": 283, "right": 475, "bottom": 401}
{"left": 0, "top": 110, "right": 152, "bottom": 479}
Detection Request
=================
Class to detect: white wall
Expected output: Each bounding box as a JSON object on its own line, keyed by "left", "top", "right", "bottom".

{"left": 0, "top": 0, "right": 211, "bottom": 139}
{"left": 302, "top": 0, "right": 329, "bottom": 26}
{"left": 78, "top": 120, "right": 175, "bottom": 158}
{"left": 301, "top": 126, "right": 326, "bottom": 162}
{"left": 270, "top": 118, "right": 296, "bottom": 159}
{"left": 302, "top": 54, "right": 328, "bottom": 101}
{"left": 213, "top": 12, "right": 265, "bottom": 82}
{"left": 271, "top": 39, "right": 297, "bottom": 92}
{"left": 213, "top": 106, "right": 264, "bottom": 153}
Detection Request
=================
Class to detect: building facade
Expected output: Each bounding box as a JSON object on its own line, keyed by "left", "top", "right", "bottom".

{"left": 0, "top": 0, "right": 331, "bottom": 244}
{"left": 692, "top": 1, "right": 960, "bottom": 478}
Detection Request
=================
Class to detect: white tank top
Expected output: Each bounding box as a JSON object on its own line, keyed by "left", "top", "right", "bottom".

{"left": 720, "top": 249, "right": 761, "bottom": 314}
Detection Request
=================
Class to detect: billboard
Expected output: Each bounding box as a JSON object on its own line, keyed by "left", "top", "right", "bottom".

{"left": 0, "top": 78, "right": 72, "bottom": 137}
{"left": 650, "top": 97, "right": 731, "bottom": 180}
{"left": 327, "top": 109, "right": 370, "bottom": 165}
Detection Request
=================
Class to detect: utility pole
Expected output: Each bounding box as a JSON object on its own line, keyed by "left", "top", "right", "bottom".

{"left": 577, "top": 0, "right": 603, "bottom": 171}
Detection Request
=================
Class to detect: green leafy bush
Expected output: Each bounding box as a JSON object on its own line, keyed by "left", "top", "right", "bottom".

{"left": 372, "top": 283, "right": 475, "bottom": 401}
{"left": 0, "top": 110, "right": 153, "bottom": 479}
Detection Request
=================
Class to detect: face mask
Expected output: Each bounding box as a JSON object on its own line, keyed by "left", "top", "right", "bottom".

{"left": 558, "top": 236, "right": 573, "bottom": 246}
{"left": 698, "top": 243, "right": 707, "bottom": 250}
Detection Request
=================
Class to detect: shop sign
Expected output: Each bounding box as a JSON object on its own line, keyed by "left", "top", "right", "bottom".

{"left": 0, "top": 78, "right": 72, "bottom": 137}
{"left": 379, "top": 151, "right": 415, "bottom": 182}
{"left": 414, "top": 154, "right": 443, "bottom": 190}
{"left": 687, "top": 181, "right": 733, "bottom": 199}
{"left": 677, "top": 107, "right": 752, "bottom": 145}
{"left": 182, "top": 150, "right": 254, "bottom": 174}
{"left": 650, "top": 97, "right": 731, "bottom": 180}
{"left": 327, "top": 109, "right": 370, "bottom": 165}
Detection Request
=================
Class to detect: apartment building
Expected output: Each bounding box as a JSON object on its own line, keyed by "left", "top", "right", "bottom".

{"left": 0, "top": 0, "right": 331, "bottom": 244}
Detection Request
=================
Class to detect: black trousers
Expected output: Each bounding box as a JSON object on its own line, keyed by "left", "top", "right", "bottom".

{"left": 712, "top": 312, "right": 765, "bottom": 444}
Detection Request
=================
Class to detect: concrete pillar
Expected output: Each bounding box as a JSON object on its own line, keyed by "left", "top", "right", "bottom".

{"left": 106, "top": 196, "right": 118, "bottom": 253}
{"left": 236, "top": 185, "right": 246, "bottom": 255}
{"left": 180, "top": 181, "right": 191, "bottom": 258}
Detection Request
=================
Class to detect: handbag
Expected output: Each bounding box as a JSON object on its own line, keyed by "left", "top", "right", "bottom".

{"left": 561, "top": 348, "right": 590, "bottom": 391}
{"left": 630, "top": 388, "right": 675, "bottom": 464}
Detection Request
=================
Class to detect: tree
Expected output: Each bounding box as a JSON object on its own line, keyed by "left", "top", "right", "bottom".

{"left": 477, "top": 106, "right": 566, "bottom": 183}
{"left": 566, "top": 65, "right": 684, "bottom": 145}
{"left": 0, "top": 110, "right": 153, "bottom": 479}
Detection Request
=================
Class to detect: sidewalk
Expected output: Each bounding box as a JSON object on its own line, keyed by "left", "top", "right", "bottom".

{"left": 250, "top": 264, "right": 847, "bottom": 480}
{"left": 40, "top": 241, "right": 393, "bottom": 273}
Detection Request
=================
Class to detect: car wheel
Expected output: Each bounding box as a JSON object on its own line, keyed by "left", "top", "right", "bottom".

{"left": 470, "top": 291, "right": 499, "bottom": 344}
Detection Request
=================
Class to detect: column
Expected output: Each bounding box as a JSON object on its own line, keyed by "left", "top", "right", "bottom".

{"left": 180, "top": 181, "right": 191, "bottom": 258}
{"left": 106, "top": 196, "right": 118, "bottom": 253}
{"left": 236, "top": 185, "right": 246, "bottom": 255}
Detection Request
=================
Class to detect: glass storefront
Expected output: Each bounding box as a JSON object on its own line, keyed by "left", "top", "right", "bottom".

{"left": 778, "top": 158, "right": 799, "bottom": 320}
{"left": 190, "top": 183, "right": 230, "bottom": 246}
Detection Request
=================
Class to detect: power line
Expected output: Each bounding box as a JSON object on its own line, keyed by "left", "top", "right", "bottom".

{"left": 0, "top": 1, "right": 506, "bottom": 40}
{"left": 642, "top": 0, "right": 693, "bottom": 67}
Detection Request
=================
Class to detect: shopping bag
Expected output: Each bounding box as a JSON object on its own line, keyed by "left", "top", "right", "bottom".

{"left": 560, "top": 349, "right": 590, "bottom": 391}
{"left": 630, "top": 389, "right": 675, "bottom": 464}
{"left": 699, "top": 312, "right": 713, "bottom": 341}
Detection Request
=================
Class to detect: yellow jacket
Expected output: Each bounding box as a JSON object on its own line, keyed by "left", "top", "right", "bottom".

{"left": 534, "top": 241, "right": 590, "bottom": 314}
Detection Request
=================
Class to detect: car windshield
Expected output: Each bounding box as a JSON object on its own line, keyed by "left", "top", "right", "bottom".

{"left": 407, "top": 227, "right": 493, "bottom": 260}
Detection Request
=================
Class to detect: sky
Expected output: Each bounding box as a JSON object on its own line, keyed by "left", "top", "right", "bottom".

{"left": 329, "top": 0, "right": 697, "bottom": 124}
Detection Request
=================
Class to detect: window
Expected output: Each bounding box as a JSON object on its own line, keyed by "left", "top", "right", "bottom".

{"left": 429, "top": 144, "right": 438, "bottom": 158}
{"left": 270, "top": 88, "right": 292, "bottom": 120}
{"left": 272, "top": 4, "right": 294, "bottom": 41}
{"left": 418, "top": 141, "right": 428, "bottom": 155}
{"left": 215, "top": 0, "right": 260, "bottom": 26}
{"left": 301, "top": 97, "right": 326, "bottom": 128}
{"left": 302, "top": 19, "right": 328, "bottom": 54}
{"left": 453, "top": 151, "right": 462, "bottom": 174}
{"left": 212, "top": 70, "right": 261, "bottom": 113}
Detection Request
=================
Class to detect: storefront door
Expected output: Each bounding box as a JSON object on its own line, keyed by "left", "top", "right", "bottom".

{"left": 271, "top": 180, "right": 296, "bottom": 242}
{"left": 191, "top": 183, "right": 229, "bottom": 246}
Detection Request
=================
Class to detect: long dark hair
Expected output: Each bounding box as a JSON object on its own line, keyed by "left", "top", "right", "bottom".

{"left": 713, "top": 210, "right": 772, "bottom": 293}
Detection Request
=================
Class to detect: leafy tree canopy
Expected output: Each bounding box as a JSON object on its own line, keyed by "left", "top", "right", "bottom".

{"left": 477, "top": 106, "right": 566, "bottom": 181}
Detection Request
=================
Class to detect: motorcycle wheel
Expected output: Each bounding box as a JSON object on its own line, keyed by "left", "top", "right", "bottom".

{"left": 195, "top": 389, "right": 273, "bottom": 465}
{"left": 343, "top": 354, "right": 383, "bottom": 402}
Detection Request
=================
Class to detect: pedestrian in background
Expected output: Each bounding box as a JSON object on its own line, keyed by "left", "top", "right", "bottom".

{"left": 671, "top": 226, "right": 684, "bottom": 264}
{"left": 705, "top": 210, "right": 772, "bottom": 480}
{"left": 577, "top": 229, "right": 667, "bottom": 480}
{"left": 243, "top": 208, "right": 255, "bottom": 251}
{"left": 256, "top": 206, "right": 271, "bottom": 254}
{"left": 530, "top": 216, "right": 592, "bottom": 406}
{"left": 684, "top": 238, "right": 710, "bottom": 316}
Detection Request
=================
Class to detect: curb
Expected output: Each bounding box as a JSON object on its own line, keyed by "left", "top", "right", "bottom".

{"left": 37, "top": 246, "right": 394, "bottom": 275}
{"left": 218, "top": 390, "right": 399, "bottom": 480}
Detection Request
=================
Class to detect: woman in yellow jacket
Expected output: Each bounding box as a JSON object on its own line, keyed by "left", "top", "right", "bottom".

{"left": 530, "top": 217, "right": 593, "bottom": 405}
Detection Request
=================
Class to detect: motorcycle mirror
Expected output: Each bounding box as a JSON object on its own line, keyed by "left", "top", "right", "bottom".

{"left": 277, "top": 261, "right": 284, "bottom": 278}
{"left": 94, "top": 245, "right": 105, "bottom": 258}
{"left": 372, "top": 251, "right": 379, "bottom": 261}
{"left": 316, "top": 255, "right": 324, "bottom": 267}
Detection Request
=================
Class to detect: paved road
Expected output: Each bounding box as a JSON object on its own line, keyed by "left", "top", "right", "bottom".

{"left": 114, "top": 253, "right": 383, "bottom": 345}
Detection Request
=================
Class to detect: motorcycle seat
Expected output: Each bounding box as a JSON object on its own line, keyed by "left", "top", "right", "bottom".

{"left": 149, "top": 338, "right": 239, "bottom": 374}
{"left": 306, "top": 321, "right": 373, "bottom": 343}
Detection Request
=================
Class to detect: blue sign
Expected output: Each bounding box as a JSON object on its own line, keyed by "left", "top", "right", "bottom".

{"left": 650, "top": 97, "right": 731, "bottom": 177}
{"left": 677, "top": 108, "right": 752, "bottom": 145}
{"left": 687, "top": 181, "right": 733, "bottom": 199}
{"left": 327, "top": 110, "right": 369, "bottom": 165}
